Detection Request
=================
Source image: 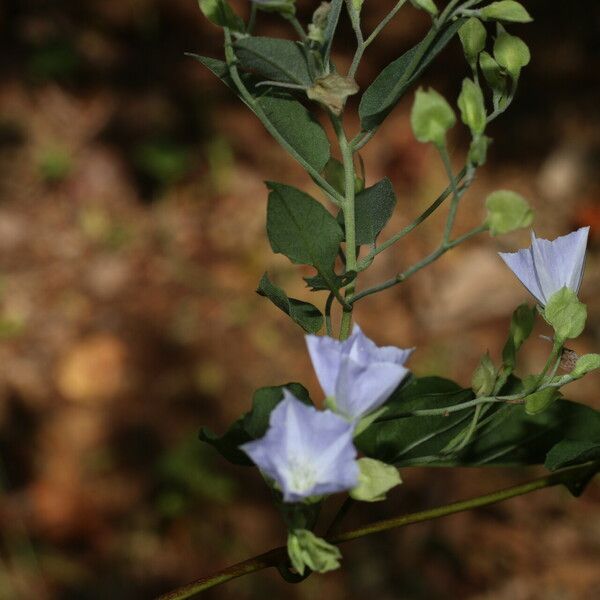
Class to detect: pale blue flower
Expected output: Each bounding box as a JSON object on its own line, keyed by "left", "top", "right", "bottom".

{"left": 306, "top": 325, "right": 414, "bottom": 421}
{"left": 241, "top": 391, "right": 359, "bottom": 502}
{"left": 499, "top": 227, "right": 589, "bottom": 306}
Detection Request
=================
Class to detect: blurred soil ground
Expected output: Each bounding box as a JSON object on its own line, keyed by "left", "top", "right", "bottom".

{"left": 0, "top": 0, "right": 598, "bottom": 598}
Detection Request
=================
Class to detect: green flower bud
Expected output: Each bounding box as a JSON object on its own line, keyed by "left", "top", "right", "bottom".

{"left": 459, "top": 17, "right": 487, "bottom": 64}
{"left": 350, "top": 458, "right": 402, "bottom": 502}
{"left": 410, "top": 0, "right": 439, "bottom": 16}
{"left": 410, "top": 87, "right": 456, "bottom": 147}
{"left": 480, "top": 1, "right": 533, "bottom": 23}
{"left": 287, "top": 529, "right": 342, "bottom": 575}
{"left": 198, "top": 0, "right": 245, "bottom": 31}
{"left": 525, "top": 387, "right": 560, "bottom": 415}
{"left": 485, "top": 190, "right": 533, "bottom": 236}
{"left": 471, "top": 352, "right": 496, "bottom": 397}
{"left": 468, "top": 135, "right": 491, "bottom": 166}
{"left": 494, "top": 32, "right": 531, "bottom": 79}
{"left": 458, "top": 78, "right": 487, "bottom": 135}
{"left": 307, "top": 73, "right": 359, "bottom": 116}
{"left": 544, "top": 288, "right": 587, "bottom": 342}
{"left": 571, "top": 354, "right": 600, "bottom": 379}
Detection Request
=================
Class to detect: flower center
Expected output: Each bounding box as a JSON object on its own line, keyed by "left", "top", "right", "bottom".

{"left": 289, "top": 459, "right": 318, "bottom": 494}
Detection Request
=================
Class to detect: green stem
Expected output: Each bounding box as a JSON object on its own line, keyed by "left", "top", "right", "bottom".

{"left": 222, "top": 28, "right": 344, "bottom": 206}
{"left": 332, "top": 115, "right": 358, "bottom": 340}
{"left": 155, "top": 463, "right": 599, "bottom": 600}
{"left": 347, "top": 2, "right": 365, "bottom": 79}
{"left": 364, "top": 1, "right": 409, "bottom": 48}
{"left": 350, "top": 224, "right": 487, "bottom": 304}
{"left": 439, "top": 144, "right": 460, "bottom": 243}
{"left": 325, "top": 292, "right": 335, "bottom": 337}
{"left": 358, "top": 167, "right": 468, "bottom": 269}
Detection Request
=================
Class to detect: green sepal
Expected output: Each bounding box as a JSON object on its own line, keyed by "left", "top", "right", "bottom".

{"left": 410, "top": 87, "right": 456, "bottom": 147}
{"left": 544, "top": 288, "right": 587, "bottom": 342}
{"left": 256, "top": 273, "right": 323, "bottom": 333}
{"left": 479, "top": 51, "right": 508, "bottom": 97}
{"left": 480, "top": 1, "right": 533, "bottom": 23}
{"left": 252, "top": 0, "right": 296, "bottom": 16}
{"left": 493, "top": 32, "right": 530, "bottom": 79}
{"left": 198, "top": 0, "right": 245, "bottom": 32}
{"left": 502, "top": 304, "right": 536, "bottom": 370}
{"left": 471, "top": 352, "right": 497, "bottom": 397}
{"left": 459, "top": 17, "right": 487, "bottom": 63}
{"left": 485, "top": 189, "right": 533, "bottom": 236}
{"left": 410, "top": 0, "right": 439, "bottom": 16}
{"left": 458, "top": 78, "right": 487, "bottom": 135}
{"left": 524, "top": 386, "right": 561, "bottom": 416}
{"left": 350, "top": 458, "right": 402, "bottom": 502}
{"left": 468, "top": 135, "right": 491, "bottom": 167}
{"left": 287, "top": 530, "right": 342, "bottom": 575}
{"left": 571, "top": 354, "right": 600, "bottom": 379}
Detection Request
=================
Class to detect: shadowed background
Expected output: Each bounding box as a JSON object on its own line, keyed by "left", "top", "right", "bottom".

{"left": 0, "top": 0, "right": 598, "bottom": 598}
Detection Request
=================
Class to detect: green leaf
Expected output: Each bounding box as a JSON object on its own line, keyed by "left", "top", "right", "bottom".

{"left": 480, "top": 1, "right": 533, "bottom": 23}
{"left": 356, "top": 376, "right": 600, "bottom": 469}
{"left": 410, "top": 87, "right": 456, "bottom": 147}
{"left": 243, "top": 382, "right": 312, "bottom": 439}
{"left": 198, "top": 0, "right": 244, "bottom": 32}
{"left": 355, "top": 377, "right": 476, "bottom": 464}
{"left": 256, "top": 273, "right": 323, "bottom": 333}
{"left": 458, "top": 78, "right": 487, "bottom": 135}
{"left": 471, "top": 352, "right": 496, "bottom": 397}
{"left": 350, "top": 458, "right": 402, "bottom": 502}
{"left": 234, "top": 37, "right": 312, "bottom": 87}
{"left": 502, "top": 303, "right": 536, "bottom": 369}
{"left": 359, "top": 19, "right": 464, "bottom": 131}
{"left": 267, "top": 182, "right": 344, "bottom": 288}
{"left": 571, "top": 354, "right": 600, "bottom": 378}
{"left": 288, "top": 530, "right": 341, "bottom": 575}
{"left": 321, "top": 0, "right": 344, "bottom": 61}
{"left": 485, "top": 189, "right": 533, "bottom": 236}
{"left": 337, "top": 178, "right": 397, "bottom": 245}
{"left": 525, "top": 387, "right": 561, "bottom": 415}
{"left": 199, "top": 418, "right": 253, "bottom": 466}
{"left": 493, "top": 32, "right": 530, "bottom": 79}
{"left": 459, "top": 17, "right": 487, "bottom": 62}
{"left": 200, "top": 382, "right": 312, "bottom": 465}
{"left": 303, "top": 270, "right": 357, "bottom": 293}
{"left": 410, "top": 0, "right": 438, "bottom": 16}
{"left": 189, "top": 55, "right": 330, "bottom": 172}
{"left": 545, "top": 440, "right": 600, "bottom": 471}
{"left": 544, "top": 287, "right": 587, "bottom": 342}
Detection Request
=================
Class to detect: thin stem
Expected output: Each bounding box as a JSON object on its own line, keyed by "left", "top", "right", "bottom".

{"left": 358, "top": 167, "right": 468, "bottom": 269}
{"left": 325, "top": 292, "right": 335, "bottom": 337}
{"left": 330, "top": 462, "right": 598, "bottom": 544}
{"left": 247, "top": 2, "right": 258, "bottom": 33}
{"left": 364, "top": 1, "right": 409, "bottom": 48}
{"left": 286, "top": 15, "right": 307, "bottom": 41}
{"left": 347, "top": 2, "right": 365, "bottom": 79}
{"left": 324, "top": 497, "right": 355, "bottom": 537}
{"left": 439, "top": 144, "right": 460, "bottom": 243}
{"left": 156, "top": 462, "right": 599, "bottom": 600}
{"left": 349, "top": 224, "right": 487, "bottom": 304}
{"left": 222, "top": 28, "right": 344, "bottom": 206}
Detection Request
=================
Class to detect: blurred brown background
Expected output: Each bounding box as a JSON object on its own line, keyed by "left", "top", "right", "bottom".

{"left": 0, "top": 1, "right": 598, "bottom": 598}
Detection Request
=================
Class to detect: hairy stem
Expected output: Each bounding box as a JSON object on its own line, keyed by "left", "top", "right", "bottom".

{"left": 333, "top": 115, "right": 358, "bottom": 340}
{"left": 156, "top": 462, "right": 598, "bottom": 600}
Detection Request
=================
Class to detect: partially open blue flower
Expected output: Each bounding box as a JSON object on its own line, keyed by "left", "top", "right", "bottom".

{"left": 241, "top": 391, "right": 359, "bottom": 503}
{"left": 499, "top": 227, "right": 589, "bottom": 306}
{"left": 306, "top": 326, "right": 414, "bottom": 421}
